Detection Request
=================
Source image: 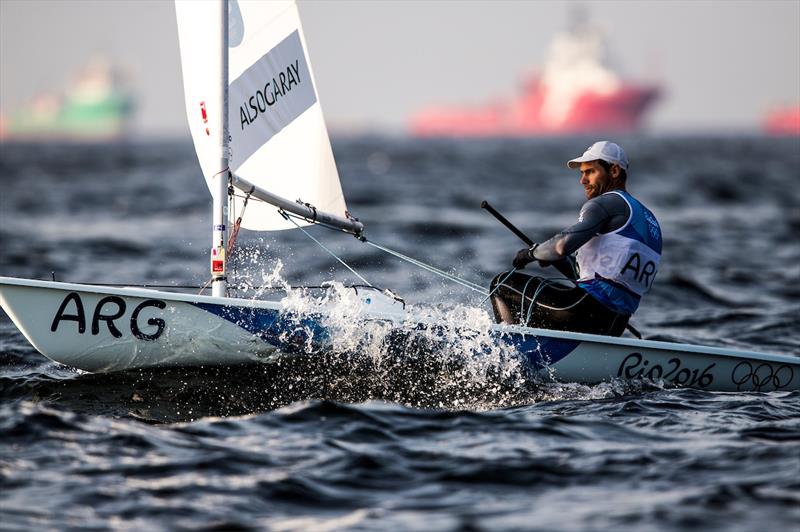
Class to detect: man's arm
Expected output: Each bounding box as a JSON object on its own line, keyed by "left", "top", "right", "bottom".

{"left": 532, "top": 194, "right": 630, "bottom": 262}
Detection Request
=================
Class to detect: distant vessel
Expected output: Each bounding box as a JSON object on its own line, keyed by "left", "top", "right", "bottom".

{"left": 0, "top": 58, "right": 134, "bottom": 141}
{"left": 763, "top": 106, "right": 800, "bottom": 136}
{"left": 411, "top": 14, "right": 661, "bottom": 137}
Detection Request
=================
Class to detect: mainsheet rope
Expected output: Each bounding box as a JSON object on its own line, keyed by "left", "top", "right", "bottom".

{"left": 227, "top": 194, "right": 490, "bottom": 298}
{"left": 480, "top": 268, "right": 517, "bottom": 305}
{"left": 281, "top": 211, "right": 374, "bottom": 287}
{"left": 280, "top": 210, "right": 489, "bottom": 296}
{"left": 363, "top": 240, "right": 489, "bottom": 295}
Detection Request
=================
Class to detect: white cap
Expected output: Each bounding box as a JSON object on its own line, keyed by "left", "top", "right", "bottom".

{"left": 567, "top": 141, "right": 629, "bottom": 170}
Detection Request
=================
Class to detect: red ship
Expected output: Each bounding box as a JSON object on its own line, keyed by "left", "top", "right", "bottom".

{"left": 411, "top": 17, "right": 661, "bottom": 137}
{"left": 763, "top": 106, "right": 800, "bottom": 136}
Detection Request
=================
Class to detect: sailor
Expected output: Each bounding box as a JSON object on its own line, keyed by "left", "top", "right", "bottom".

{"left": 490, "top": 141, "right": 662, "bottom": 336}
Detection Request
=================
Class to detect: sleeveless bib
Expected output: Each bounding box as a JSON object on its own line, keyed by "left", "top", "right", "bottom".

{"left": 576, "top": 191, "right": 662, "bottom": 297}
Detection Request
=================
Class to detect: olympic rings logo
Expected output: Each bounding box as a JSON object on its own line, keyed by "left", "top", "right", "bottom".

{"left": 730, "top": 361, "right": 794, "bottom": 391}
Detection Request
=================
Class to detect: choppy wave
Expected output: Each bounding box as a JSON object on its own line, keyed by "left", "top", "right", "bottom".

{"left": 2, "top": 391, "right": 798, "bottom": 530}
{"left": 2, "top": 136, "right": 800, "bottom": 530}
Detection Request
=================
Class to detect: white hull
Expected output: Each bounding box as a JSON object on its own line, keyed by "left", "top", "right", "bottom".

{"left": 1, "top": 276, "right": 798, "bottom": 392}
{"left": 0, "top": 277, "right": 276, "bottom": 372}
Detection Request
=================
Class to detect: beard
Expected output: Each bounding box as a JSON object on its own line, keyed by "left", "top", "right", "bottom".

{"left": 585, "top": 174, "right": 621, "bottom": 199}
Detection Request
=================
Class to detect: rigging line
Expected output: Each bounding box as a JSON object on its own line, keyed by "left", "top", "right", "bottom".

{"left": 523, "top": 277, "right": 547, "bottom": 324}
{"left": 83, "top": 283, "right": 211, "bottom": 289}
{"left": 364, "top": 241, "right": 487, "bottom": 294}
{"left": 278, "top": 208, "right": 487, "bottom": 295}
{"left": 364, "top": 240, "right": 489, "bottom": 295}
{"left": 227, "top": 191, "right": 251, "bottom": 255}
{"left": 282, "top": 210, "right": 362, "bottom": 236}
{"left": 523, "top": 277, "right": 569, "bottom": 324}
{"left": 199, "top": 276, "right": 214, "bottom": 295}
{"left": 480, "top": 268, "right": 518, "bottom": 305}
{"left": 281, "top": 210, "right": 373, "bottom": 287}
{"left": 76, "top": 282, "right": 387, "bottom": 291}
{"left": 212, "top": 166, "right": 230, "bottom": 179}
{"left": 229, "top": 186, "right": 237, "bottom": 281}
{"left": 363, "top": 240, "right": 487, "bottom": 291}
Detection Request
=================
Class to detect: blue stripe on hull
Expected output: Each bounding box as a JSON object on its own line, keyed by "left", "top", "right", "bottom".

{"left": 192, "top": 302, "right": 330, "bottom": 353}
{"left": 495, "top": 331, "right": 580, "bottom": 369}
{"left": 191, "top": 301, "right": 580, "bottom": 369}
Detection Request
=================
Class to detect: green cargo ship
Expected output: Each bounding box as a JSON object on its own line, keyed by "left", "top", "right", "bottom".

{"left": 1, "top": 59, "right": 134, "bottom": 141}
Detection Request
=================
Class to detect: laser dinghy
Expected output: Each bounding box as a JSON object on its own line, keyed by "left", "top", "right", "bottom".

{"left": 1, "top": 1, "right": 797, "bottom": 393}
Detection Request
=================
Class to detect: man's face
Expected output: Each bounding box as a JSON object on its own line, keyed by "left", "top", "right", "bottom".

{"left": 579, "top": 161, "right": 616, "bottom": 199}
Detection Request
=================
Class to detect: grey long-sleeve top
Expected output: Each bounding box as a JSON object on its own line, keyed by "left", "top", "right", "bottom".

{"left": 532, "top": 192, "right": 631, "bottom": 263}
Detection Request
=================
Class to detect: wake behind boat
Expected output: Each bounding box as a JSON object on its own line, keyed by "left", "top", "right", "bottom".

{"left": 0, "top": 0, "right": 797, "bottom": 393}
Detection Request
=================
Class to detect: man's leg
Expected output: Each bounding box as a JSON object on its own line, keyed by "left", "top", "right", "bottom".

{"left": 490, "top": 272, "right": 546, "bottom": 325}
{"left": 528, "top": 282, "right": 629, "bottom": 336}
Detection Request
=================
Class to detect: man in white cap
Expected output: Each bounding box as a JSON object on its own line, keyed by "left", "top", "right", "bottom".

{"left": 489, "top": 141, "right": 662, "bottom": 336}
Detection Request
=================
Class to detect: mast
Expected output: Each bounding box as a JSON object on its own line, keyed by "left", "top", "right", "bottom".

{"left": 210, "top": 0, "right": 229, "bottom": 298}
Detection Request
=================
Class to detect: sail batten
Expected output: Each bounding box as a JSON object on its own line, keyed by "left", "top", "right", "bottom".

{"left": 175, "top": 0, "right": 347, "bottom": 231}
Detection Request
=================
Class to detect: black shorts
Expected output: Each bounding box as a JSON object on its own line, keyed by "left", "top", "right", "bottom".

{"left": 489, "top": 271, "right": 629, "bottom": 337}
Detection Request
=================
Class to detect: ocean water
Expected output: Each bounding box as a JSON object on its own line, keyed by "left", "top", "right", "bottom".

{"left": 1, "top": 136, "right": 799, "bottom": 530}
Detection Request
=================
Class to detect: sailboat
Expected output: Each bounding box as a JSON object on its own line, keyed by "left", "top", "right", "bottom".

{"left": 0, "top": 0, "right": 798, "bottom": 393}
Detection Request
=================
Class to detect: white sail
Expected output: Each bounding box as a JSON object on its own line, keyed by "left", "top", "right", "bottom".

{"left": 175, "top": 0, "right": 347, "bottom": 231}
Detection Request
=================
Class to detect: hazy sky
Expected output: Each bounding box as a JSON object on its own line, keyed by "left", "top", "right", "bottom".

{"left": 1, "top": 0, "right": 798, "bottom": 135}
